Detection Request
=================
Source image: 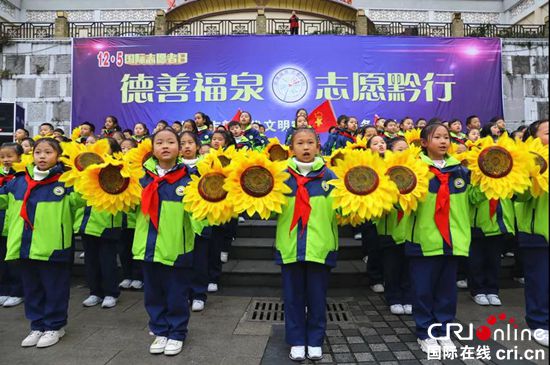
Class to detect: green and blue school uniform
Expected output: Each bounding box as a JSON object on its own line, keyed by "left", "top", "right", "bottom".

{"left": 275, "top": 157, "right": 338, "bottom": 347}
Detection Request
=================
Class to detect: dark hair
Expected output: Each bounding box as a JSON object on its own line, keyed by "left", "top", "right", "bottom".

{"left": 55, "top": 136, "right": 71, "bottom": 143}
{"left": 172, "top": 121, "right": 182, "bottom": 126}
{"left": 179, "top": 131, "right": 201, "bottom": 148}
{"left": 337, "top": 115, "right": 348, "bottom": 126}
{"left": 1, "top": 142, "right": 24, "bottom": 156}
{"left": 157, "top": 120, "right": 168, "bottom": 127}
{"left": 212, "top": 130, "right": 235, "bottom": 147}
{"left": 467, "top": 127, "right": 480, "bottom": 135}
{"left": 80, "top": 121, "right": 96, "bottom": 133}
{"left": 295, "top": 108, "right": 308, "bottom": 118}
{"left": 152, "top": 128, "right": 182, "bottom": 147}
{"left": 122, "top": 128, "right": 133, "bottom": 135}
{"left": 121, "top": 138, "right": 138, "bottom": 149}
{"left": 103, "top": 137, "right": 122, "bottom": 154}
{"left": 289, "top": 127, "right": 319, "bottom": 147}
{"left": 416, "top": 118, "right": 427, "bottom": 124}
{"left": 134, "top": 122, "right": 150, "bottom": 135}
{"left": 400, "top": 117, "right": 413, "bottom": 125}
{"left": 228, "top": 121, "right": 241, "bottom": 129}
{"left": 328, "top": 126, "right": 336, "bottom": 134}
{"left": 480, "top": 120, "right": 499, "bottom": 138}
{"left": 387, "top": 136, "right": 407, "bottom": 150}
{"left": 182, "top": 119, "right": 198, "bottom": 134}
{"left": 449, "top": 118, "right": 462, "bottom": 126}
{"left": 216, "top": 125, "right": 227, "bottom": 132}
{"left": 466, "top": 115, "right": 479, "bottom": 126}
{"left": 384, "top": 119, "right": 397, "bottom": 128}
{"left": 16, "top": 128, "right": 30, "bottom": 137}
{"left": 420, "top": 123, "right": 449, "bottom": 153}
{"left": 366, "top": 135, "right": 386, "bottom": 149}
{"left": 39, "top": 122, "right": 54, "bottom": 131}
{"left": 427, "top": 117, "right": 443, "bottom": 126}
{"left": 195, "top": 112, "right": 213, "bottom": 127}
{"left": 240, "top": 111, "right": 252, "bottom": 123}
{"left": 105, "top": 115, "right": 121, "bottom": 131}
{"left": 21, "top": 137, "right": 35, "bottom": 147}
{"left": 34, "top": 138, "right": 62, "bottom": 155}
{"left": 53, "top": 128, "right": 65, "bottom": 135}
{"left": 523, "top": 119, "right": 549, "bottom": 142}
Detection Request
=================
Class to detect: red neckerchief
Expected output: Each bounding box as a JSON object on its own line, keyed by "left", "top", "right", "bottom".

{"left": 20, "top": 172, "right": 61, "bottom": 230}
{"left": 397, "top": 209, "right": 404, "bottom": 223}
{"left": 0, "top": 174, "right": 14, "bottom": 186}
{"left": 429, "top": 166, "right": 452, "bottom": 247}
{"left": 288, "top": 168, "right": 325, "bottom": 237}
{"left": 141, "top": 166, "right": 187, "bottom": 230}
{"left": 489, "top": 199, "right": 499, "bottom": 219}
{"left": 339, "top": 131, "right": 356, "bottom": 143}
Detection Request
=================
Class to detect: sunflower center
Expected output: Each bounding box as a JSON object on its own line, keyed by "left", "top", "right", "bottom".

{"left": 240, "top": 166, "right": 274, "bottom": 198}
{"left": 330, "top": 151, "right": 345, "bottom": 167}
{"left": 344, "top": 166, "right": 379, "bottom": 195}
{"left": 387, "top": 166, "right": 417, "bottom": 194}
{"left": 477, "top": 146, "right": 513, "bottom": 178}
{"left": 218, "top": 155, "right": 231, "bottom": 167}
{"left": 411, "top": 139, "right": 422, "bottom": 147}
{"left": 98, "top": 165, "right": 130, "bottom": 195}
{"left": 352, "top": 146, "right": 367, "bottom": 150}
{"left": 198, "top": 173, "right": 227, "bottom": 203}
{"left": 531, "top": 152, "right": 548, "bottom": 175}
{"left": 268, "top": 145, "right": 289, "bottom": 161}
{"left": 74, "top": 152, "right": 104, "bottom": 171}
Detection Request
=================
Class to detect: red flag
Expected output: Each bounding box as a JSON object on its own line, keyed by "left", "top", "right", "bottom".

{"left": 230, "top": 109, "right": 242, "bottom": 122}
{"left": 167, "top": 0, "right": 176, "bottom": 11}
{"left": 307, "top": 100, "right": 337, "bottom": 133}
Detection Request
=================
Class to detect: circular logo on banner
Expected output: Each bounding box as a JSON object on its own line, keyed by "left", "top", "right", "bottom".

{"left": 53, "top": 186, "right": 65, "bottom": 196}
{"left": 175, "top": 185, "right": 185, "bottom": 197}
{"left": 454, "top": 178, "right": 466, "bottom": 189}
{"left": 271, "top": 68, "right": 308, "bottom": 103}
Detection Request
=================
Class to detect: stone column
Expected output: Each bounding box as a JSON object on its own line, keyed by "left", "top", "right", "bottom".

{"left": 256, "top": 9, "right": 266, "bottom": 35}
{"left": 451, "top": 12, "right": 465, "bottom": 37}
{"left": 544, "top": 16, "right": 549, "bottom": 38}
{"left": 355, "top": 9, "right": 368, "bottom": 35}
{"left": 54, "top": 11, "right": 69, "bottom": 38}
{"left": 154, "top": 10, "right": 167, "bottom": 35}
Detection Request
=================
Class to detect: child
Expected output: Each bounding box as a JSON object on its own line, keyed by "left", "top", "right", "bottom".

{"left": 239, "top": 111, "right": 267, "bottom": 149}
{"left": 467, "top": 128, "right": 480, "bottom": 143}
{"left": 53, "top": 128, "right": 65, "bottom": 138}
{"left": 195, "top": 112, "right": 213, "bottom": 145}
{"left": 402, "top": 123, "right": 484, "bottom": 353}
{"left": 333, "top": 117, "right": 357, "bottom": 150}
{"left": 86, "top": 135, "right": 98, "bottom": 145}
{"left": 228, "top": 121, "right": 252, "bottom": 150}
{"left": 112, "top": 131, "right": 125, "bottom": 146}
{"left": 120, "top": 138, "right": 138, "bottom": 154}
{"left": 78, "top": 122, "right": 95, "bottom": 143}
{"left": 123, "top": 129, "right": 133, "bottom": 139}
{"left": 466, "top": 115, "right": 481, "bottom": 131}
{"left": 182, "top": 119, "right": 198, "bottom": 134}
{"left": 382, "top": 119, "right": 399, "bottom": 142}
{"left": 21, "top": 138, "right": 34, "bottom": 155}
{"left": 0, "top": 138, "right": 84, "bottom": 348}
{"left": 322, "top": 115, "right": 349, "bottom": 154}
{"left": 374, "top": 139, "right": 412, "bottom": 315}
{"left": 153, "top": 120, "right": 168, "bottom": 133}
{"left": 480, "top": 120, "right": 502, "bottom": 141}
{"left": 449, "top": 119, "right": 467, "bottom": 145}
{"left": 285, "top": 111, "right": 310, "bottom": 145}
{"left": 133, "top": 122, "right": 150, "bottom": 143}
{"left": 172, "top": 121, "right": 182, "bottom": 133}
{"left": 276, "top": 128, "right": 338, "bottom": 362}
{"left": 38, "top": 123, "right": 54, "bottom": 138}
{"left": 399, "top": 117, "right": 414, "bottom": 134}
{"left": 0, "top": 143, "right": 24, "bottom": 308}
{"left": 515, "top": 119, "right": 549, "bottom": 347}
{"left": 14, "top": 128, "right": 30, "bottom": 144}
{"left": 416, "top": 118, "right": 427, "bottom": 129}
{"left": 101, "top": 115, "right": 121, "bottom": 137}
{"left": 75, "top": 139, "right": 123, "bottom": 308}
{"left": 363, "top": 125, "right": 378, "bottom": 140}
{"left": 133, "top": 129, "right": 197, "bottom": 356}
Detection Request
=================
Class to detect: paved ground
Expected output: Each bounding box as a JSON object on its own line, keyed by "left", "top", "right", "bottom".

{"left": 0, "top": 280, "right": 547, "bottom": 365}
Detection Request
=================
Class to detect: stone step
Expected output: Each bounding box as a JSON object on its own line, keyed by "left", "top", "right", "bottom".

{"left": 236, "top": 219, "right": 355, "bottom": 238}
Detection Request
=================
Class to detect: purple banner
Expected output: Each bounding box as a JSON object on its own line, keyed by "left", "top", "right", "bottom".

{"left": 72, "top": 35, "right": 502, "bottom": 139}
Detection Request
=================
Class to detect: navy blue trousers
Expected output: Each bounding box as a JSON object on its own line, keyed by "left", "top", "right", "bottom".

{"left": 83, "top": 234, "right": 120, "bottom": 298}
{"left": 117, "top": 229, "right": 142, "bottom": 281}
{"left": 362, "top": 222, "right": 384, "bottom": 285}
{"left": 468, "top": 235, "right": 502, "bottom": 296}
{"left": 19, "top": 259, "right": 71, "bottom": 331}
{"left": 209, "top": 226, "right": 226, "bottom": 284}
{"left": 383, "top": 245, "right": 411, "bottom": 305}
{"left": 190, "top": 235, "right": 210, "bottom": 302}
{"left": 0, "top": 236, "right": 23, "bottom": 297}
{"left": 521, "top": 247, "right": 549, "bottom": 330}
{"left": 409, "top": 256, "right": 458, "bottom": 340}
{"left": 142, "top": 262, "right": 191, "bottom": 341}
{"left": 221, "top": 219, "right": 238, "bottom": 253}
{"left": 281, "top": 262, "right": 330, "bottom": 347}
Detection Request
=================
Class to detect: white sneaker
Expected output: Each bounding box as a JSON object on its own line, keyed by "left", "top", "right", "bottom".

{"left": 417, "top": 338, "right": 440, "bottom": 354}
{"left": 473, "top": 294, "right": 490, "bottom": 306}
{"left": 504, "top": 252, "right": 515, "bottom": 257}
{"left": 456, "top": 280, "right": 468, "bottom": 289}
{"left": 101, "top": 296, "right": 117, "bottom": 308}
{"left": 220, "top": 252, "right": 228, "bottom": 263}
{"left": 0, "top": 296, "right": 9, "bottom": 306}
{"left": 130, "top": 280, "right": 144, "bottom": 289}
{"left": 514, "top": 277, "right": 525, "bottom": 285}
{"left": 370, "top": 284, "right": 384, "bottom": 293}
{"left": 403, "top": 304, "right": 413, "bottom": 315}
{"left": 390, "top": 304, "right": 405, "bottom": 315}
{"left": 362, "top": 255, "right": 368, "bottom": 264}
{"left": 191, "top": 300, "right": 205, "bottom": 312}
{"left": 437, "top": 337, "right": 457, "bottom": 352}
{"left": 207, "top": 283, "right": 218, "bottom": 293}
{"left": 533, "top": 329, "right": 549, "bottom": 347}
{"left": 354, "top": 232, "right": 362, "bottom": 240}
{"left": 307, "top": 346, "right": 323, "bottom": 360}
{"left": 82, "top": 295, "right": 102, "bottom": 307}
{"left": 79, "top": 252, "right": 85, "bottom": 259}
{"left": 3, "top": 296, "right": 23, "bottom": 307}
{"left": 119, "top": 279, "right": 132, "bottom": 289}
{"left": 238, "top": 216, "right": 245, "bottom": 223}
{"left": 36, "top": 328, "right": 65, "bottom": 348}
{"left": 164, "top": 339, "right": 183, "bottom": 356}
{"left": 289, "top": 345, "right": 306, "bottom": 361}
{"left": 21, "top": 330, "right": 43, "bottom": 347}
{"left": 487, "top": 294, "right": 502, "bottom": 306}
{"left": 149, "top": 336, "right": 168, "bottom": 354}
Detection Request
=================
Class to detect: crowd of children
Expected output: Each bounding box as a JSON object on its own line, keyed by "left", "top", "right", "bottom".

{"left": 0, "top": 110, "right": 548, "bottom": 361}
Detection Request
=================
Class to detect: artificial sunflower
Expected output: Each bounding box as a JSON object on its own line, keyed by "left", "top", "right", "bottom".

{"left": 183, "top": 157, "right": 234, "bottom": 225}
{"left": 124, "top": 138, "right": 152, "bottom": 167}
{"left": 76, "top": 154, "right": 143, "bottom": 214}
{"left": 329, "top": 149, "right": 399, "bottom": 220}
{"left": 71, "top": 126, "right": 81, "bottom": 141}
{"left": 523, "top": 137, "right": 548, "bottom": 197}
{"left": 404, "top": 128, "right": 422, "bottom": 147}
{"left": 12, "top": 153, "right": 34, "bottom": 173}
{"left": 202, "top": 145, "right": 242, "bottom": 168}
{"left": 336, "top": 212, "right": 365, "bottom": 227}
{"left": 465, "top": 135, "right": 533, "bottom": 199}
{"left": 264, "top": 138, "right": 291, "bottom": 162}
{"left": 384, "top": 149, "right": 431, "bottom": 214}
{"left": 224, "top": 151, "right": 291, "bottom": 219}
{"left": 324, "top": 148, "right": 348, "bottom": 168}
{"left": 59, "top": 139, "right": 110, "bottom": 187}
{"left": 344, "top": 135, "right": 368, "bottom": 151}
